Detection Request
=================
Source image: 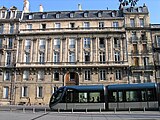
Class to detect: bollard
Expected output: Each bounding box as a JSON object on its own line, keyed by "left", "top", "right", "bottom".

{"left": 86, "top": 108, "right": 87, "bottom": 113}
{"left": 44, "top": 108, "right": 47, "bottom": 113}
{"left": 33, "top": 108, "right": 35, "bottom": 113}
{"left": 72, "top": 108, "right": 73, "bottom": 113}
{"left": 143, "top": 107, "right": 145, "bottom": 112}
{"left": 114, "top": 107, "right": 116, "bottom": 113}
{"left": 99, "top": 108, "right": 101, "bottom": 113}
{"left": 23, "top": 108, "right": 25, "bottom": 113}
{"left": 129, "top": 107, "right": 131, "bottom": 113}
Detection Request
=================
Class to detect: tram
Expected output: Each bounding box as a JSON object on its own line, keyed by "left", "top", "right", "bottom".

{"left": 49, "top": 83, "right": 160, "bottom": 110}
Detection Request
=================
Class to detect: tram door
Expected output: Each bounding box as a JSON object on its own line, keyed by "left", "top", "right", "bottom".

{"left": 64, "top": 72, "right": 79, "bottom": 86}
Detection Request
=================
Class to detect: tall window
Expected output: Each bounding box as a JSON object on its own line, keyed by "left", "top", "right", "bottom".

{"left": 114, "top": 52, "right": 120, "bottom": 62}
{"left": 99, "top": 22, "right": 104, "bottom": 28}
{"left": 39, "top": 39, "right": 45, "bottom": 49}
{"left": 99, "top": 38, "right": 105, "bottom": 48}
{"left": 100, "top": 70, "right": 106, "bottom": 80}
{"left": 69, "top": 52, "right": 75, "bottom": 63}
{"left": 114, "top": 38, "right": 120, "bottom": 48}
{"left": 4, "top": 71, "right": 10, "bottom": 81}
{"left": 37, "top": 86, "right": 43, "bottom": 98}
{"left": 54, "top": 38, "right": 60, "bottom": 49}
{"left": 0, "top": 24, "right": 4, "bottom": 33}
{"left": 84, "top": 38, "right": 90, "bottom": 48}
{"left": 38, "top": 70, "right": 44, "bottom": 80}
{"left": 24, "top": 53, "right": 30, "bottom": 63}
{"left": 140, "top": 18, "right": 144, "bottom": 27}
{"left": 25, "top": 39, "right": 31, "bottom": 50}
{"left": 69, "top": 38, "right": 75, "bottom": 48}
{"left": 55, "top": 23, "right": 61, "bottom": 29}
{"left": 99, "top": 52, "right": 105, "bottom": 64}
{"left": 3, "top": 87, "right": 9, "bottom": 99}
{"left": 84, "top": 52, "right": 90, "bottom": 62}
{"left": 8, "top": 38, "right": 13, "bottom": 49}
{"left": 21, "top": 86, "right": 28, "bottom": 97}
{"left": 39, "top": 52, "right": 45, "bottom": 64}
{"left": 54, "top": 52, "right": 60, "bottom": 63}
{"left": 84, "top": 70, "right": 91, "bottom": 80}
{"left": 115, "top": 70, "right": 122, "bottom": 80}
{"left": 10, "top": 23, "right": 14, "bottom": 34}
{"left": 6, "top": 52, "right": 11, "bottom": 66}
{"left": 23, "top": 70, "right": 29, "bottom": 80}
{"left": 130, "top": 19, "right": 135, "bottom": 27}
{"left": 83, "top": 22, "right": 90, "bottom": 29}
{"left": 113, "top": 22, "right": 119, "bottom": 28}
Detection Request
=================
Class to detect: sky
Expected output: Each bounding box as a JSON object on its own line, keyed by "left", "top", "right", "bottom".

{"left": 0, "top": 0, "right": 159, "bottom": 24}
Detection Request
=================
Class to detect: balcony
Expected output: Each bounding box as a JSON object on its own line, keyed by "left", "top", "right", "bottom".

{"left": 20, "top": 27, "right": 125, "bottom": 34}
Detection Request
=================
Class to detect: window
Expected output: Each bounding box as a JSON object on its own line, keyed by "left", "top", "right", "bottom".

{"left": 0, "top": 24, "right": 4, "bottom": 33}
{"left": 99, "top": 38, "right": 105, "bottom": 48}
{"left": 84, "top": 52, "right": 90, "bottom": 62}
{"left": 143, "top": 57, "right": 149, "bottom": 66}
{"left": 100, "top": 70, "right": 106, "bottom": 80}
{"left": 69, "top": 38, "right": 75, "bottom": 48}
{"left": 54, "top": 38, "right": 60, "bottom": 49}
{"left": 3, "top": 87, "right": 9, "bottom": 99}
{"left": 41, "top": 24, "right": 46, "bottom": 29}
{"left": 39, "top": 52, "right": 45, "bottom": 64}
{"left": 21, "top": 86, "right": 28, "bottom": 97}
{"left": 39, "top": 39, "right": 45, "bottom": 49}
{"left": 69, "top": 22, "right": 75, "bottom": 29}
{"left": 83, "top": 22, "right": 90, "bottom": 29}
{"left": 55, "top": 23, "right": 61, "bottom": 29}
{"left": 8, "top": 38, "right": 13, "bottom": 49}
{"left": 37, "top": 86, "right": 43, "bottom": 98}
{"left": 25, "top": 39, "right": 31, "bottom": 50}
{"left": 38, "top": 70, "right": 44, "bottom": 80}
{"left": 24, "top": 53, "right": 30, "bottom": 63}
{"left": 84, "top": 12, "right": 88, "bottom": 17}
{"left": 84, "top": 70, "right": 91, "bottom": 80}
{"left": 69, "top": 52, "right": 75, "bottom": 63}
{"left": 99, "top": 22, "right": 104, "bottom": 28}
{"left": 114, "top": 38, "right": 120, "bottom": 48}
{"left": 56, "top": 13, "right": 60, "bottom": 18}
{"left": 140, "top": 18, "right": 144, "bottom": 27}
{"left": 99, "top": 52, "right": 105, "bottom": 64}
{"left": 130, "top": 19, "right": 135, "bottom": 27}
{"left": 115, "top": 70, "right": 122, "bottom": 80}
{"left": 114, "top": 52, "right": 120, "bottom": 62}
{"left": 27, "top": 24, "right": 32, "bottom": 29}
{"left": 6, "top": 52, "right": 11, "bottom": 66}
{"left": 23, "top": 70, "right": 29, "bottom": 80}
{"left": 54, "top": 52, "right": 60, "bottom": 63}
{"left": 113, "top": 22, "right": 119, "bottom": 28}
{"left": 0, "top": 38, "right": 2, "bottom": 48}
{"left": 156, "top": 36, "right": 160, "bottom": 47}
{"left": 29, "top": 14, "right": 33, "bottom": 19}
{"left": 4, "top": 71, "right": 10, "bottom": 81}
{"left": 10, "top": 23, "right": 14, "bottom": 34}
{"left": 84, "top": 38, "right": 90, "bottom": 48}
{"left": 54, "top": 72, "right": 59, "bottom": 81}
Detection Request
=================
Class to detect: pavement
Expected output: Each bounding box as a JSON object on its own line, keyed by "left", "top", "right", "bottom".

{"left": 0, "top": 111, "right": 160, "bottom": 120}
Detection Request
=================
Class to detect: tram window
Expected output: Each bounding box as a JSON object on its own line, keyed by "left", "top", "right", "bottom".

{"left": 89, "top": 92, "right": 100, "bottom": 103}
{"left": 79, "top": 92, "right": 87, "bottom": 102}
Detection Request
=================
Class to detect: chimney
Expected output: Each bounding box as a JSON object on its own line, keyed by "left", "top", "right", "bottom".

{"left": 78, "top": 4, "right": 82, "bottom": 11}
{"left": 39, "top": 4, "right": 43, "bottom": 12}
{"left": 23, "top": 0, "right": 30, "bottom": 13}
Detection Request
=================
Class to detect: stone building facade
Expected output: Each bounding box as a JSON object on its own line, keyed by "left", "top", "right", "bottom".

{"left": 0, "top": 1, "right": 158, "bottom": 105}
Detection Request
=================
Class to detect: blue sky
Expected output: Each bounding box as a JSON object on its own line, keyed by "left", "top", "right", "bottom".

{"left": 0, "top": 0, "right": 159, "bottom": 23}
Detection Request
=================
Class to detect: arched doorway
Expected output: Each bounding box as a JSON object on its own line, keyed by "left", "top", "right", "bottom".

{"left": 64, "top": 72, "right": 79, "bottom": 86}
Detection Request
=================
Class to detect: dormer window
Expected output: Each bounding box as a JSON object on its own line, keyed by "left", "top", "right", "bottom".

{"left": 70, "top": 12, "right": 74, "bottom": 18}
{"left": 84, "top": 12, "right": 88, "bottom": 18}
{"left": 29, "top": 14, "right": 33, "bottom": 19}
{"left": 98, "top": 12, "right": 102, "bottom": 17}
{"left": 56, "top": 13, "right": 60, "bottom": 18}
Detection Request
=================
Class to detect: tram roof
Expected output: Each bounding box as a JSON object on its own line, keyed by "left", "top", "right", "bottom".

{"left": 65, "top": 85, "right": 105, "bottom": 91}
{"left": 107, "top": 83, "right": 156, "bottom": 90}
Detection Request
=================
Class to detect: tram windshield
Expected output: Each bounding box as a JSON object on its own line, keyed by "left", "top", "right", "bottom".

{"left": 50, "top": 88, "right": 65, "bottom": 104}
